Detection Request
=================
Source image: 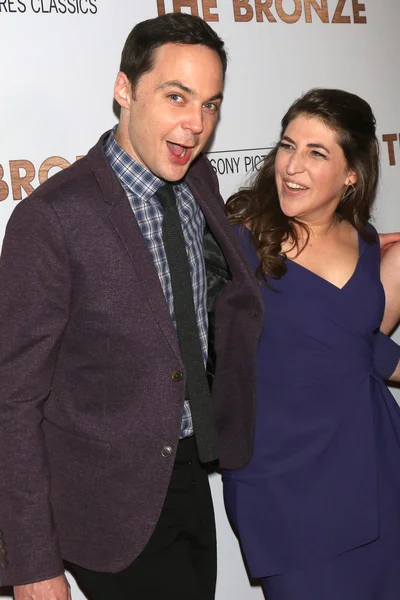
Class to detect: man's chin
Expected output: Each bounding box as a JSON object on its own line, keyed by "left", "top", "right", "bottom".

{"left": 157, "top": 163, "right": 193, "bottom": 183}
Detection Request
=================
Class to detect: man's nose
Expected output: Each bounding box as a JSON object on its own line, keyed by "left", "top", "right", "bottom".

{"left": 183, "top": 106, "right": 204, "bottom": 134}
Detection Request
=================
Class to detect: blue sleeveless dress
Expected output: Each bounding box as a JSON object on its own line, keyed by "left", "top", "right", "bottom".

{"left": 223, "top": 225, "right": 400, "bottom": 600}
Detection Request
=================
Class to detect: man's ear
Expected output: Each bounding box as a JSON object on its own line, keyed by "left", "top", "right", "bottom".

{"left": 114, "top": 72, "right": 132, "bottom": 110}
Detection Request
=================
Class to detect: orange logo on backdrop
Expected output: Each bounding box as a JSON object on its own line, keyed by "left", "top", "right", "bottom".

{"left": 156, "top": 0, "right": 367, "bottom": 24}
{"left": 0, "top": 156, "right": 83, "bottom": 202}
{"left": 382, "top": 134, "right": 400, "bottom": 167}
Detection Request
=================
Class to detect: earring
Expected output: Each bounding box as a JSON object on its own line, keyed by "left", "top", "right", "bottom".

{"left": 341, "top": 182, "right": 356, "bottom": 202}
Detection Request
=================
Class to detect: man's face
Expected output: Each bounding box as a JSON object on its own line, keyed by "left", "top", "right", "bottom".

{"left": 114, "top": 43, "right": 224, "bottom": 182}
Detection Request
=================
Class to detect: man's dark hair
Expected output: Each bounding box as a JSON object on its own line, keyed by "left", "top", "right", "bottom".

{"left": 120, "top": 12, "right": 227, "bottom": 88}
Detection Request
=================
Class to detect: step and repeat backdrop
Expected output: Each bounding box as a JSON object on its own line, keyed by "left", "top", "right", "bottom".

{"left": 1, "top": 1, "right": 399, "bottom": 598}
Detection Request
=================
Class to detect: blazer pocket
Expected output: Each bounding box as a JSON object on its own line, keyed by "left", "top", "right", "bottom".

{"left": 43, "top": 419, "right": 110, "bottom": 468}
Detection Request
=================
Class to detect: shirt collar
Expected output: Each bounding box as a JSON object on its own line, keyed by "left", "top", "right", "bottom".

{"left": 104, "top": 127, "right": 185, "bottom": 203}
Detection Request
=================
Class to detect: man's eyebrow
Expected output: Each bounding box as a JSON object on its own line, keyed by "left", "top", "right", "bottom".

{"left": 207, "top": 92, "right": 224, "bottom": 103}
{"left": 281, "top": 135, "right": 330, "bottom": 153}
{"left": 156, "top": 81, "right": 196, "bottom": 95}
{"left": 156, "top": 81, "right": 224, "bottom": 102}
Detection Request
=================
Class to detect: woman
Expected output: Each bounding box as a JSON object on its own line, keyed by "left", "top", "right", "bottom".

{"left": 223, "top": 88, "right": 400, "bottom": 600}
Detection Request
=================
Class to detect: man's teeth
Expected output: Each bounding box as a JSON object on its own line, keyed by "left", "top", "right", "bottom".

{"left": 286, "top": 181, "right": 307, "bottom": 190}
{"left": 179, "top": 147, "right": 186, "bottom": 157}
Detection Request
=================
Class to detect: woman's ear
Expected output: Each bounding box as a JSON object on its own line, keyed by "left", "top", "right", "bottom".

{"left": 346, "top": 170, "right": 357, "bottom": 186}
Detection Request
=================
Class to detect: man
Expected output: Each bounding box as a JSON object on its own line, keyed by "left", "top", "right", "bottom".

{"left": 0, "top": 11, "right": 263, "bottom": 600}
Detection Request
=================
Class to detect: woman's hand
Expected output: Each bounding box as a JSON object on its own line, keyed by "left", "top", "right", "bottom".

{"left": 379, "top": 232, "right": 400, "bottom": 257}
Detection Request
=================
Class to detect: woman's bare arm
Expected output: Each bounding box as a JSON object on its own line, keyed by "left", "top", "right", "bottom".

{"left": 380, "top": 242, "right": 400, "bottom": 334}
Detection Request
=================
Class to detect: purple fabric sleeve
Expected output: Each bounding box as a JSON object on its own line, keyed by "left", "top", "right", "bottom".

{"left": 374, "top": 330, "right": 400, "bottom": 380}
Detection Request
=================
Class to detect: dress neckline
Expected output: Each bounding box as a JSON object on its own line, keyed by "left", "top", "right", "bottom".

{"left": 285, "top": 230, "right": 364, "bottom": 291}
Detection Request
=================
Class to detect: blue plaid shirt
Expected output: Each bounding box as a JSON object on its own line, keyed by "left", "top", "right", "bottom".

{"left": 104, "top": 130, "right": 208, "bottom": 438}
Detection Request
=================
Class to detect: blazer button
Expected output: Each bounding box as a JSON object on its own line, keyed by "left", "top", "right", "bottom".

{"left": 171, "top": 370, "right": 183, "bottom": 382}
{"left": 161, "top": 445, "right": 173, "bottom": 458}
{"left": 247, "top": 310, "right": 261, "bottom": 318}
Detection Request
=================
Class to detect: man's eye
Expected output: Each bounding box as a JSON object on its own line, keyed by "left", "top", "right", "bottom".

{"left": 169, "top": 94, "right": 183, "bottom": 103}
{"left": 204, "top": 102, "right": 219, "bottom": 112}
{"left": 279, "top": 142, "right": 293, "bottom": 150}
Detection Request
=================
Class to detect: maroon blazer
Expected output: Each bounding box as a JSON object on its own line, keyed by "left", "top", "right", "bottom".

{"left": 0, "top": 133, "right": 263, "bottom": 585}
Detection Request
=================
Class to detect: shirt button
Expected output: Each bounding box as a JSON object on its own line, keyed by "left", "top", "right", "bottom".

{"left": 171, "top": 370, "right": 183, "bottom": 382}
{"left": 161, "top": 445, "right": 173, "bottom": 458}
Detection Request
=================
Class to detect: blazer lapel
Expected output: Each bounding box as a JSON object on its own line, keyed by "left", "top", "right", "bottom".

{"left": 108, "top": 198, "right": 181, "bottom": 360}
{"left": 87, "top": 135, "right": 181, "bottom": 362}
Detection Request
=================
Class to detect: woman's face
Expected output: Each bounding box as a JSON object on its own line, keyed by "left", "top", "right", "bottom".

{"left": 275, "top": 115, "right": 355, "bottom": 224}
